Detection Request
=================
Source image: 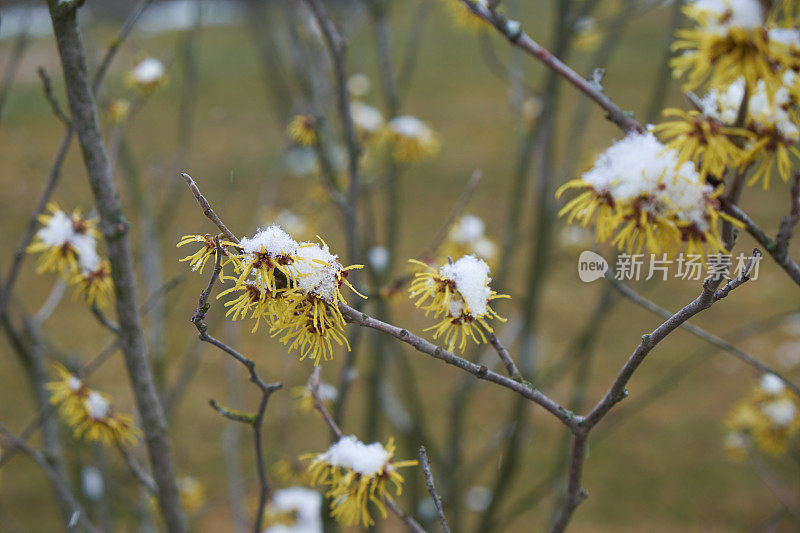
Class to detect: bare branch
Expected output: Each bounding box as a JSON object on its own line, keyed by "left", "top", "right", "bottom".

{"left": 37, "top": 67, "right": 71, "bottom": 126}
{"left": 722, "top": 202, "right": 800, "bottom": 286}
{"left": 419, "top": 445, "right": 450, "bottom": 533}
{"left": 460, "top": 0, "right": 642, "bottom": 133}
{"left": 338, "top": 304, "right": 580, "bottom": 430}
{"left": 190, "top": 237, "right": 281, "bottom": 533}
{"left": 180, "top": 173, "right": 239, "bottom": 244}
{"left": 607, "top": 273, "right": 799, "bottom": 398}
{"left": 0, "top": 424, "right": 100, "bottom": 533}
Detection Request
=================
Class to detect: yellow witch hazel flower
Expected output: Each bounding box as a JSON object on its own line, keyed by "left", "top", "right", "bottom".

{"left": 208, "top": 225, "right": 363, "bottom": 365}
{"left": 126, "top": 57, "right": 166, "bottom": 94}
{"left": 232, "top": 225, "right": 301, "bottom": 295}
{"left": 350, "top": 101, "right": 385, "bottom": 141}
{"left": 176, "top": 233, "right": 238, "bottom": 275}
{"left": 556, "top": 132, "right": 741, "bottom": 257}
{"left": 440, "top": 214, "right": 498, "bottom": 267}
{"left": 46, "top": 364, "right": 141, "bottom": 447}
{"left": 574, "top": 17, "right": 602, "bottom": 52}
{"left": 383, "top": 115, "right": 440, "bottom": 162}
{"left": 28, "top": 203, "right": 114, "bottom": 307}
{"left": 653, "top": 107, "right": 751, "bottom": 179}
{"left": 409, "top": 255, "right": 508, "bottom": 352}
{"left": 292, "top": 377, "right": 338, "bottom": 412}
{"left": 178, "top": 476, "right": 206, "bottom": 514}
{"left": 27, "top": 203, "right": 98, "bottom": 277}
{"left": 699, "top": 76, "right": 800, "bottom": 188}
{"left": 70, "top": 259, "right": 114, "bottom": 309}
{"left": 287, "top": 115, "right": 318, "bottom": 147}
{"left": 271, "top": 240, "right": 364, "bottom": 365}
{"left": 304, "top": 435, "right": 417, "bottom": 527}
{"left": 46, "top": 362, "right": 89, "bottom": 421}
{"left": 671, "top": 0, "right": 772, "bottom": 90}
{"left": 263, "top": 487, "right": 322, "bottom": 533}
{"left": 106, "top": 98, "right": 131, "bottom": 124}
{"left": 724, "top": 373, "right": 800, "bottom": 458}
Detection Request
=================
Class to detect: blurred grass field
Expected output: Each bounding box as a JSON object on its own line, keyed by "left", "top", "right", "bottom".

{"left": 1, "top": 1, "right": 799, "bottom": 531}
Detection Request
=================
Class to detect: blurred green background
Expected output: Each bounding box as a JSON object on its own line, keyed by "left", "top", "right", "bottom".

{"left": 1, "top": 0, "right": 799, "bottom": 531}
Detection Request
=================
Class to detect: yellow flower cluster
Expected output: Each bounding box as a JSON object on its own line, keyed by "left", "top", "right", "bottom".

{"left": 125, "top": 57, "right": 167, "bottom": 95}
{"left": 304, "top": 436, "right": 416, "bottom": 527}
{"left": 439, "top": 214, "right": 498, "bottom": 268}
{"left": 176, "top": 233, "right": 238, "bottom": 275}
{"left": 27, "top": 203, "right": 114, "bottom": 308}
{"left": 178, "top": 226, "right": 363, "bottom": 365}
{"left": 46, "top": 363, "right": 141, "bottom": 447}
{"left": 382, "top": 115, "right": 440, "bottom": 162}
{"left": 724, "top": 374, "right": 799, "bottom": 460}
{"left": 557, "top": 133, "right": 741, "bottom": 257}
{"left": 287, "top": 115, "right": 318, "bottom": 147}
{"left": 263, "top": 487, "right": 322, "bottom": 532}
{"left": 665, "top": 1, "right": 800, "bottom": 189}
{"left": 409, "top": 255, "right": 508, "bottom": 352}
{"left": 291, "top": 378, "right": 338, "bottom": 412}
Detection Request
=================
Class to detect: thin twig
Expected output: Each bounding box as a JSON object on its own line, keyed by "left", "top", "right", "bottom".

{"left": 117, "top": 445, "right": 156, "bottom": 494}
{"left": 37, "top": 67, "right": 71, "bottom": 126}
{"left": 775, "top": 171, "right": 800, "bottom": 260}
{"left": 309, "top": 367, "right": 343, "bottom": 439}
{"left": 419, "top": 446, "right": 450, "bottom": 533}
{"left": 338, "top": 304, "right": 580, "bottom": 430}
{"left": 460, "top": 0, "right": 642, "bottom": 133}
{"left": 180, "top": 173, "right": 239, "bottom": 244}
{"left": 548, "top": 256, "right": 758, "bottom": 532}
{"left": 47, "top": 0, "right": 186, "bottom": 528}
{"left": 384, "top": 497, "right": 429, "bottom": 533}
{"left": 0, "top": 424, "right": 100, "bottom": 533}
{"left": 190, "top": 238, "right": 281, "bottom": 533}
{"left": 722, "top": 202, "right": 800, "bottom": 286}
{"left": 607, "top": 272, "right": 799, "bottom": 397}
{"left": 0, "top": 0, "right": 152, "bottom": 317}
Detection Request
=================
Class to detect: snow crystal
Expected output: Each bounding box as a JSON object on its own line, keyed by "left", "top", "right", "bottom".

{"left": 473, "top": 237, "right": 497, "bottom": 260}
{"left": 703, "top": 77, "right": 799, "bottom": 140}
{"left": 759, "top": 374, "right": 786, "bottom": 395}
{"left": 748, "top": 80, "right": 799, "bottom": 140}
{"left": 75, "top": 234, "right": 100, "bottom": 272}
{"left": 440, "top": 255, "right": 492, "bottom": 317}
{"left": 284, "top": 148, "right": 318, "bottom": 176}
{"left": 81, "top": 466, "right": 105, "bottom": 501}
{"left": 769, "top": 27, "right": 800, "bottom": 49}
{"left": 265, "top": 487, "right": 322, "bottom": 533}
{"left": 389, "top": 115, "right": 430, "bottom": 138}
{"left": 294, "top": 242, "right": 341, "bottom": 301}
{"left": 37, "top": 211, "right": 76, "bottom": 247}
{"left": 367, "top": 246, "right": 390, "bottom": 272}
{"left": 451, "top": 215, "right": 485, "bottom": 243}
{"left": 351, "top": 102, "right": 384, "bottom": 134}
{"left": 86, "top": 391, "right": 110, "bottom": 420}
{"left": 581, "top": 132, "right": 711, "bottom": 231}
{"left": 68, "top": 376, "right": 83, "bottom": 392}
{"left": 723, "top": 432, "right": 747, "bottom": 449}
{"left": 318, "top": 435, "right": 389, "bottom": 476}
{"left": 133, "top": 57, "right": 165, "bottom": 84}
{"left": 37, "top": 210, "right": 100, "bottom": 269}
{"left": 693, "top": 0, "right": 764, "bottom": 33}
{"left": 762, "top": 399, "right": 797, "bottom": 426}
{"left": 240, "top": 225, "right": 299, "bottom": 258}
